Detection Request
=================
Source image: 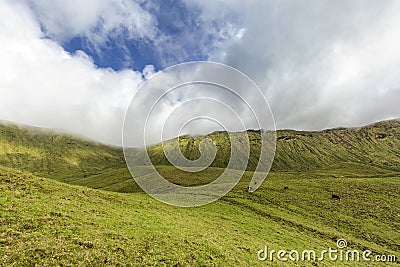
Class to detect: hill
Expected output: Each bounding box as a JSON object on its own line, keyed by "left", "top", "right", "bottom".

{"left": 0, "top": 122, "right": 125, "bottom": 181}
{"left": 145, "top": 119, "right": 400, "bottom": 173}
{"left": 1, "top": 120, "right": 400, "bottom": 192}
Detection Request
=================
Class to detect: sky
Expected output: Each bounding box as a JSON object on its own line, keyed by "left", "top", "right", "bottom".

{"left": 1, "top": 0, "right": 400, "bottom": 145}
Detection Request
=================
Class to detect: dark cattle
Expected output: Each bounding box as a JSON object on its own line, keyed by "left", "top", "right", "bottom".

{"left": 283, "top": 186, "right": 289, "bottom": 190}
{"left": 332, "top": 194, "right": 340, "bottom": 200}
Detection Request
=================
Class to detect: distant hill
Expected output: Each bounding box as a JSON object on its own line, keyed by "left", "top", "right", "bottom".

{"left": 0, "top": 122, "right": 125, "bottom": 181}
{"left": 1, "top": 119, "right": 400, "bottom": 191}
{"left": 144, "top": 119, "right": 400, "bottom": 173}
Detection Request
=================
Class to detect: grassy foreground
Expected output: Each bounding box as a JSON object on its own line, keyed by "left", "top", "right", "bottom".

{"left": 1, "top": 165, "right": 399, "bottom": 266}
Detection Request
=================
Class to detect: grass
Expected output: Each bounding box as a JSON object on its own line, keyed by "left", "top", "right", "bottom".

{"left": 0, "top": 120, "right": 399, "bottom": 266}
{"left": 1, "top": 166, "right": 399, "bottom": 266}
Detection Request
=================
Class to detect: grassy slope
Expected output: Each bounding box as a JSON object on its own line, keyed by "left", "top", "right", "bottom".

{"left": 0, "top": 122, "right": 125, "bottom": 181}
{"left": 1, "top": 120, "right": 400, "bottom": 191}
{"left": 0, "top": 120, "right": 399, "bottom": 266}
{"left": 1, "top": 166, "right": 399, "bottom": 266}
{"left": 146, "top": 119, "right": 400, "bottom": 172}
{"left": 70, "top": 120, "right": 400, "bottom": 193}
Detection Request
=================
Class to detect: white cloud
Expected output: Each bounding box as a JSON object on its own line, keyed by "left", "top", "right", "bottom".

{"left": 142, "top": 65, "right": 156, "bottom": 79}
{"left": 0, "top": 1, "right": 145, "bottom": 145}
{"left": 188, "top": 0, "right": 400, "bottom": 130}
{"left": 24, "top": 0, "right": 159, "bottom": 48}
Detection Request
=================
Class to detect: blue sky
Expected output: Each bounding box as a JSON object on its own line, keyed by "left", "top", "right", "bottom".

{"left": 58, "top": 0, "right": 224, "bottom": 71}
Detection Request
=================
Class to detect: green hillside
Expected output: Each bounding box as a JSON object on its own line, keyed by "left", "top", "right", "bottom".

{"left": 1, "top": 119, "right": 400, "bottom": 191}
{"left": 0, "top": 122, "right": 125, "bottom": 181}
{"left": 0, "top": 120, "right": 399, "bottom": 266}
{"left": 145, "top": 119, "right": 400, "bottom": 173}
